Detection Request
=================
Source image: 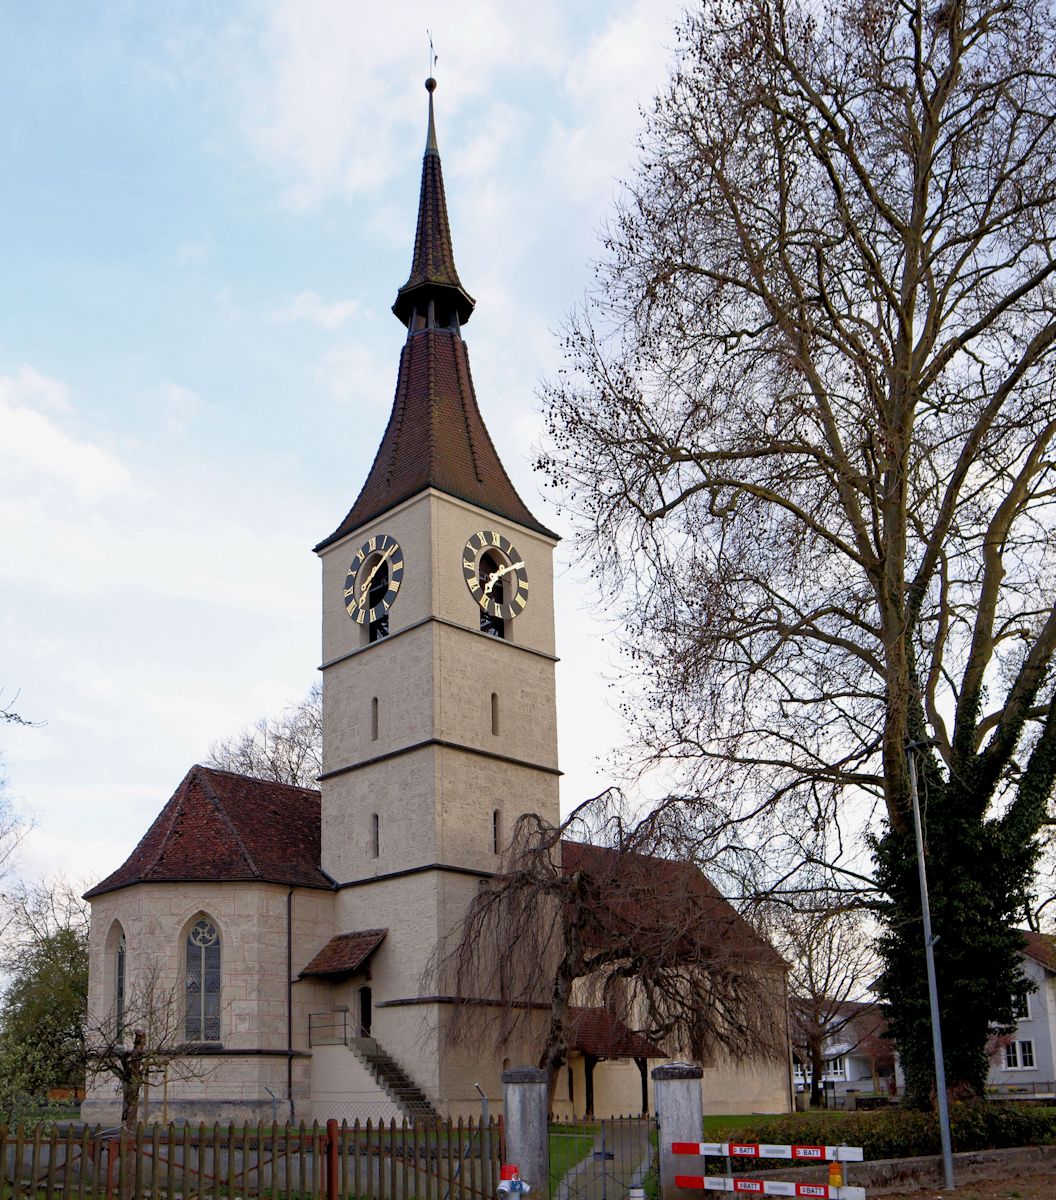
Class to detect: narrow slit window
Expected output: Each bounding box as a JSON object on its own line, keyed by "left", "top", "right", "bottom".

{"left": 491, "top": 692, "right": 499, "bottom": 736}
{"left": 371, "top": 813, "right": 380, "bottom": 859}
{"left": 371, "top": 696, "right": 379, "bottom": 741}
{"left": 492, "top": 809, "right": 502, "bottom": 855}
{"left": 115, "top": 932, "right": 126, "bottom": 1037}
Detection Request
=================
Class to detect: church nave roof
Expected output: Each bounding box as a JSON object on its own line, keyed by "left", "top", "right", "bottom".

{"left": 84, "top": 764, "right": 333, "bottom": 898}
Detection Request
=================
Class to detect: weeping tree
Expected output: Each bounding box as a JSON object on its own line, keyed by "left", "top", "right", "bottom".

{"left": 539, "top": 0, "right": 1056, "bottom": 1103}
{"left": 436, "top": 794, "right": 787, "bottom": 1102}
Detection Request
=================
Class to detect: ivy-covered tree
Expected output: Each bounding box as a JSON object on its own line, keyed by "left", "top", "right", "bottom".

{"left": 540, "top": 0, "right": 1056, "bottom": 1103}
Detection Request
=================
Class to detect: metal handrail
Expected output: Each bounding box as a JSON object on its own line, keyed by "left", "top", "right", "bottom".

{"left": 308, "top": 1009, "right": 351, "bottom": 1046}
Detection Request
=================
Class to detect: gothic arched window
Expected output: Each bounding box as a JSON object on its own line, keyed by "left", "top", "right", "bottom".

{"left": 185, "top": 917, "right": 222, "bottom": 1043}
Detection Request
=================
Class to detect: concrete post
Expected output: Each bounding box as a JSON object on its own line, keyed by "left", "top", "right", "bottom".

{"left": 502, "top": 1067, "right": 550, "bottom": 1200}
{"left": 652, "top": 1063, "right": 703, "bottom": 1200}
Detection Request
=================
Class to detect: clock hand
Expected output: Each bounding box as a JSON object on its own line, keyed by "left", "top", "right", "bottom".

{"left": 482, "top": 561, "right": 525, "bottom": 597}
{"left": 358, "top": 544, "right": 397, "bottom": 602}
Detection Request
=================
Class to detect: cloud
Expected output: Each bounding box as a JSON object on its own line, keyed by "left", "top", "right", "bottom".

{"left": 160, "top": 382, "right": 201, "bottom": 435}
{"left": 231, "top": 0, "right": 571, "bottom": 209}
{"left": 315, "top": 337, "right": 399, "bottom": 409}
{"left": 273, "top": 289, "right": 359, "bottom": 329}
{"left": 543, "top": 0, "right": 684, "bottom": 210}
{"left": 0, "top": 368, "right": 134, "bottom": 502}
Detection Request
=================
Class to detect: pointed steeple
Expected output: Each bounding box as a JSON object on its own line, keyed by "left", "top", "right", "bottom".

{"left": 316, "top": 80, "right": 555, "bottom": 551}
{"left": 392, "top": 78, "right": 475, "bottom": 329}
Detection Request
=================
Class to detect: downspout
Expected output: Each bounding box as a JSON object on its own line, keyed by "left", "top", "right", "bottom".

{"left": 287, "top": 886, "right": 294, "bottom": 1122}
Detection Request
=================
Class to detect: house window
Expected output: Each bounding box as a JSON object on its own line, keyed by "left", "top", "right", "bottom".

{"left": 371, "top": 813, "right": 380, "bottom": 859}
{"left": 1012, "top": 989, "right": 1031, "bottom": 1021}
{"left": 1005, "top": 1040, "right": 1036, "bottom": 1069}
{"left": 115, "top": 932, "right": 126, "bottom": 1037}
{"left": 185, "top": 918, "right": 221, "bottom": 1043}
{"left": 822, "top": 1056, "right": 846, "bottom": 1081}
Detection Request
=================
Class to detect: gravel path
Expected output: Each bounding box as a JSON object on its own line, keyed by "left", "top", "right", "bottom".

{"left": 873, "top": 1169, "right": 1055, "bottom": 1198}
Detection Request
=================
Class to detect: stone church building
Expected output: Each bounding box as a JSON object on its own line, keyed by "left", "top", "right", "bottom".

{"left": 81, "top": 81, "right": 791, "bottom": 1125}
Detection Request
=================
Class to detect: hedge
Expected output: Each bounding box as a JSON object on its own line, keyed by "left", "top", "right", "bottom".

{"left": 722, "top": 1103, "right": 1056, "bottom": 1163}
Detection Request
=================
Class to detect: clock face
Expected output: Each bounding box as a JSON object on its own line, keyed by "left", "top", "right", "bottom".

{"left": 463, "top": 530, "right": 529, "bottom": 620}
{"left": 344, "top": 534, "right": 405, "bottom": 624}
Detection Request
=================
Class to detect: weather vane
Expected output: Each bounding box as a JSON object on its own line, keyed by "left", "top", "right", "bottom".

{"left": 427, "top": 30, "right": 438, "bottom": 79}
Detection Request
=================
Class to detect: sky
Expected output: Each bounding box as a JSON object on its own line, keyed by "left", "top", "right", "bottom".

{"left": 0, "top": 1, "right": 688, "bottom": 889}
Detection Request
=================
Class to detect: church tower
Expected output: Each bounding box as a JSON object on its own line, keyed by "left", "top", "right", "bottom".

{"left": 313, "top": 78, "right": 560, "bottom": 1113}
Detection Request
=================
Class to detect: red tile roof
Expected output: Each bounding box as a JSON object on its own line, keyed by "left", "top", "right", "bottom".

{"left": 299, "top": 929, "right": 387, "bottom": 978}
{"left": 568, "top": 1007, "right": 665, "bottom": 1060}
{"left": 316, "top": 328, "right": 555, "bottom": 548}
{"left": 560, "top": 840, "right": 785, "bottom": 971}
{"left": 1020, "top": 929, "right": 1056, "bottom": 973}
{"left": 84, "top": 765, "right": 333, "bottom": 898}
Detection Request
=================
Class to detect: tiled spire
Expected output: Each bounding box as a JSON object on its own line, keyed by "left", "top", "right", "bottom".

{"left": 391, "top": 78, "right": 475, "bottom": 329}
{"left": 317, "top": 80, "right": 554, "bottom": 550}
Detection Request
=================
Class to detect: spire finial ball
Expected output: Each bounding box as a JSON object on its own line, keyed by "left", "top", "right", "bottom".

{"left": 425, "top": 77, "right": 437, "bottom": 93}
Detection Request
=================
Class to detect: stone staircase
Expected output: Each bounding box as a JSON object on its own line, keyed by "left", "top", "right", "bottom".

{"left": 348, "top": 1037, "right": 441, "bottom": 1122}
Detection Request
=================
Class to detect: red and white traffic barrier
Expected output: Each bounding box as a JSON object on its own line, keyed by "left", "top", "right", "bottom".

{"left": 674, "top": 1177, "right": 864, "bottom": 1197}
{"left": 672, "top": 1141, "right": 866, "bottom": 1199}
{"left": 673, "top": 1144, "right": 863, "bottom": 1163}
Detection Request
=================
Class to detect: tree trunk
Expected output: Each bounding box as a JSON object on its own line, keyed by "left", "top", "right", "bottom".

{"left": 809, "top": 1035, "right": 825, "bottom": 1109}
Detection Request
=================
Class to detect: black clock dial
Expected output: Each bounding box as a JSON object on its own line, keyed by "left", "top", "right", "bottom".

{"left": 344, "top": 534, "right": 405, "bottom": 624}
{"left": 462, "top": 530, "right": 529, "bottom": 620}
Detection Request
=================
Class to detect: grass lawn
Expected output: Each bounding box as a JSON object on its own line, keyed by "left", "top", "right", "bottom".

{"left": 548, "top": 1127, "right": 597, "bottom": 1192}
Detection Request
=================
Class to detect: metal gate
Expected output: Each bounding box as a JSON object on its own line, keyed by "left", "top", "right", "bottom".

{"left": 550, "top": 1117, "right": 656, "bottom": 1200}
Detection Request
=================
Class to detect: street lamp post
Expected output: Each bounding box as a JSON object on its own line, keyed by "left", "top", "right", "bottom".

{"left": 906, "top": 740, "right": 955, "bottom": 1190}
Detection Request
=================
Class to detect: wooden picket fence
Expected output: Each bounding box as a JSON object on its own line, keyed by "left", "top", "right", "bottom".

{"left": 0, "top": 1117, "right": 504, "bottom": 1200}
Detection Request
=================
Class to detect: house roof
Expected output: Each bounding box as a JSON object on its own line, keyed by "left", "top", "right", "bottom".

{"left": 299, "top": 929, "right": 387, "bottom": 979}
{"left": 560, "top": 840, "right": 786, "bottom": 971}
{"left": 84, "top": 765, "right": 333, "bottom": 898}
{"left": 315, "top": 81, "right": 554, "bottom": 551}
{"left": 568, "top": 1007, "right": 665, "bottom": 1060}
{"left": 1020, "top": 929, "right": 1056, "bottom": 973}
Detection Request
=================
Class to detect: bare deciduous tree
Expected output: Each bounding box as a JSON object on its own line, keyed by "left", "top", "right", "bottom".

{"left": 764, "top": 896, "right": 880, "bottom": 1106}
{"left": 539, "top": 0, "right": 1056, "bottom": 1102}
{"left": 437, "top": 794, "right": 787, "bottom": 1101}
{"left": 207, "top": 683, "right": 321, "bottom": 788}
{"left": 83, "top": 957, "right": 207, "bottom": 1133}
